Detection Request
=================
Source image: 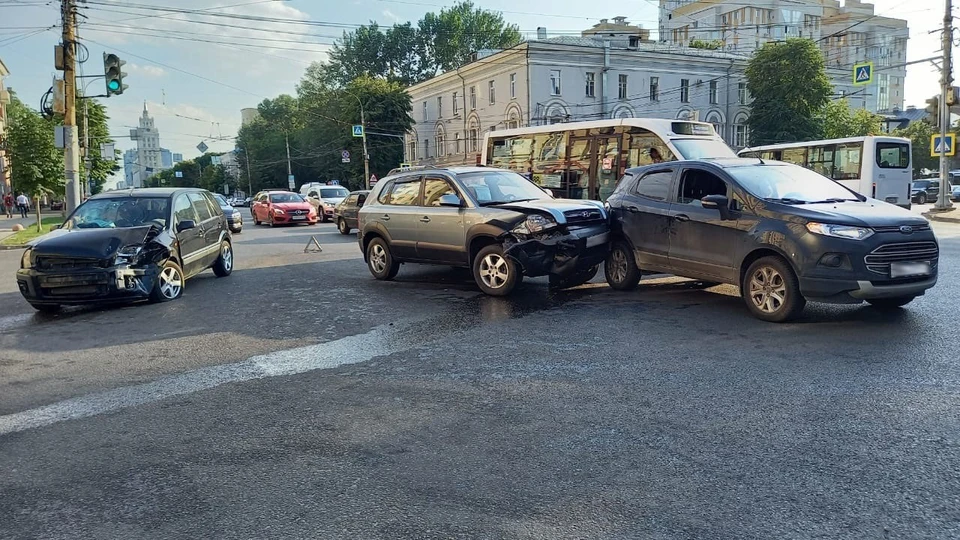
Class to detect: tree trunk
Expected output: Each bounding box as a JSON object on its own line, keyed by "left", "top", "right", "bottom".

{"left": 35, "top": 196, "right": 42, "bottom": 232}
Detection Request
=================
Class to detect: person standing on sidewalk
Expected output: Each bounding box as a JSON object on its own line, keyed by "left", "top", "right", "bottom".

{"left": 16, "top": 193, "right": 29, "bottom": 219}
{"left": 3, "top": 193, "right": 13, "bottom": 219}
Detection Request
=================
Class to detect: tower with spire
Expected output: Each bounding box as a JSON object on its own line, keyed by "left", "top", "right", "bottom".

{"left": 128, "top": 102, "right": 164, "bottom": 187}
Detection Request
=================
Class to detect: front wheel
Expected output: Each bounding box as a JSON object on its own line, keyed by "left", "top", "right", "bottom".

{"left": 917, "top": 192, "right": 928, "bottom": 204}
{"left": 366, "top": 237, "right": 400, "bottom": 280}
{"left": 867, "top": 296, "right": 916, "bottom": 309}
{"left": 473, "top": 244, "right": 519, "bottom": 296}
{"left": 212, "top": 240, "right": 233, "bottom": 277}
{"left": 741, "top": 256, "right": 805, "bottom": 322}
{"left": 605, "top": 241, "right": 641, "bottom": 291}
{"left": 338, "top": 218, "right": 351, "bottom": 235}
{"left": 150, "top": 260, "right": 184, "bottom": 303}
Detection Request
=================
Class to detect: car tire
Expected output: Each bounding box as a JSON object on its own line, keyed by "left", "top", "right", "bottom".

{"left": 29, "top": 303, "right": 61, "bottom": 313}
{"left": 366, "top": 237, "right": 400, "bottom": 280}
{"left": 473, "top": 244, "right": 519, "bottom": 296}
{"left": 741, "top": 256, "right": 805, "bottom": 323}
{"left": 604, "top": 240, "right": 641, "bottom": 291}
{"left": 212, "top": 240, "right": 234, "bottom": 277}
{"left": 338, "top": 218, "right": 351, "bottom": 235}
{"left": 150, "top": 260, "right": 185, "bottom": 303}
{"left": 549, "top": 264, "right": 600, "bottom": 290}
{"left": 917, "top": 192, "right": 928, "bottom": 204}
{"left": 867, "top": 296, "right": 916, "bottom": 309}
{"left": 253, "top": 212, "right": 260, "bottom": 226}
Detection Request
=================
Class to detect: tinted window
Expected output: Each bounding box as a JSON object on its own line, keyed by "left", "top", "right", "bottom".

{"left": 344, "top": 194, "right": 358, "bottom": 206}
{"left": 214, "top": 194, "right": 230, "bottom": 206}
{"left": 634, "top": 170, "right": 673, "bottom": 201}
{"left": 187, "top": 193, "right": 213, "bottom": 221}
{"left": 387, "top": 179, "right": 421, "bottom": 206}
{"left": 877, "top": 142, "right": 910, "bottom": 168}
{"left": 356, "top": 192, "right": 368, "bottom": 206}
{"left": 678, "top": 170, "right": 727, "bottom": 205}
{"left": 423, "top": 177, "right": 457, "bottom": 206}
{"left": 174, "top": 195, "right": 197, "bottom": 224}
{"left": 377, "top": 181, "right": 394, "bottom": 204}
{"left": 203, "top": 192, "right": 223, "bottom": 216}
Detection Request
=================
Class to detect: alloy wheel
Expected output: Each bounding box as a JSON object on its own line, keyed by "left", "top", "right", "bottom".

{"left": 370, "top": 244, "right": 387, "bottom": 274}
{"left": 159, "top": 266, "right": 183, "bottom": 299}
{"left": 479, "top": 253, "right": 510, "bottom": 289}
{"left": 221, "top": 244, "right": 233, "bottom": 272}
{"left": 609, "top": 247, "right": 628, "bottom": 284}
{"left": 749, "top": 266, "right": 786, "bottom": 314}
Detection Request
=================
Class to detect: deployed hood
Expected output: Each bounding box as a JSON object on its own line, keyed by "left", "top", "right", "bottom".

{"left": 29, "top": 225, "right": 154, "bottom": 259}
{"left": 491, "top": 198, "right": 606, "bottom": 223}
{"left": 787, "top": 200, "right": 928, "bottom": 228}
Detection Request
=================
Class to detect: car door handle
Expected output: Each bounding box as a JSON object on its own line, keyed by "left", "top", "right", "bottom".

{"left": 626, "top": 205, "right": 640, "bottom": 213}
{"left": 419, "top": 216, "right": 431, "bottom": 223}
{"left": 381, "top": 214, "right": 390, "bottom": 221}
{"left": 674, "top": 214, "right": 690, "bottom": 222}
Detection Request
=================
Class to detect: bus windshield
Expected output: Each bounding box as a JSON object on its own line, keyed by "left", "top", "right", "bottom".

{"left": 671, "top": 139, "right": 737, "bottom": 160}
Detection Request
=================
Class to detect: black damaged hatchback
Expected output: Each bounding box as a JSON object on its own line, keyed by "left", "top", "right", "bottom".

{"left": 17, "top": 188, "right": 234, "bottom": 312}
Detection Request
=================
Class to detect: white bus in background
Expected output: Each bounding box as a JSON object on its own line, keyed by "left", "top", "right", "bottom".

{"left": 737, "top": 136, "right": 912, "bottom": 208}
{"left": 482, "top": 118, "right": 735, "bottom": 201}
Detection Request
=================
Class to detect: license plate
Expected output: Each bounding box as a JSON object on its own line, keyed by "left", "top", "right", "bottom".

{"left": 292, "top": 215, "right": 306, "bottom": 220}
{"left": 890, "top": 262, "right": 930, "bottom": 278}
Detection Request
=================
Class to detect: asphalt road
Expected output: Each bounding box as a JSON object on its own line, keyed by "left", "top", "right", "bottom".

{"left": 1, "top": 218, "right": 960, "bottom": 539}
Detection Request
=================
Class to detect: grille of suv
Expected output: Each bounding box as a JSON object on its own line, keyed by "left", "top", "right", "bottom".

{"left": 563, "top": 208, "right": 604, "bottom": 225}
{"left": 871, "top": 224, "right": 931, "bottom": 234}
{"left": 36, "top": 256, "right": 107, "bottom": 271}
{"left": 864, "top": 241, "right": 939, "bottom": 274}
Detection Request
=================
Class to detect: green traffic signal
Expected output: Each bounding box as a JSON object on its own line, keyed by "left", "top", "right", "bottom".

{"left": 107, "top": 79, "right": 120, "bottom": 92}
{"left": 103, "top": 52, "right": 127, "bottom": 97}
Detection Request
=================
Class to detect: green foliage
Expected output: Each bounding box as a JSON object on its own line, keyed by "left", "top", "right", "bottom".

{"left": 688, "top": 39, "right": 723, "bottom": 50}
{"left": 821, "top": 99, "right": 883, "bottom": 140}
{"left": 321, "top": 1, "right": 521, "bottom": 86}
{"left": 4, "top": 92, "right": 63, "bottom": 198}
{"left": 893, "top": 121, "right": 938, "bottom": 175}
{"left": 746, "top": 39, "right": 833, "bottom": 145}
{"left": 147, "top": 153, "right": 233, "bottom": 194}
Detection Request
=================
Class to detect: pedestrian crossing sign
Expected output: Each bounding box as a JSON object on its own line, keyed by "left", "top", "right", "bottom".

{"left": 931, "top": 133, "right": 956, "bottom": 157}
{"left": 852, "top": 61, "right": 873, "bottom": 86}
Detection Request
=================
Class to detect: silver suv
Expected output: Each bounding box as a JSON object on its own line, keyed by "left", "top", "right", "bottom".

{"left": 358, "top": 167, "right": 610, "bottom": 296}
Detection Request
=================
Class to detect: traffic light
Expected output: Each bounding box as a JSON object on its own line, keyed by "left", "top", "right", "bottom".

{"left": 103, "top": 53, "right": 127, "bottom": 97}
{"left": 925, "top": 96, "right": 940, "bottom": 127}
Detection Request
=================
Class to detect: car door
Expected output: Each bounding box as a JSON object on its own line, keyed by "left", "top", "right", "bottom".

{"left": 172, "top": 194, "right": 207, "bottom": 276}
{"left": 619, "top": 167, "right": 676, "bottom": 271}
{"left": 665, "top": 166, "right": 743, "bottom": 282}
{"left": 187, "top": 192, "right": 221, "bottom": 269}
{"left": 416, "top": 175, "right": 468, "bottom": 264}
{"left": 380, "top": 176, "right": 423, "bottom": 259}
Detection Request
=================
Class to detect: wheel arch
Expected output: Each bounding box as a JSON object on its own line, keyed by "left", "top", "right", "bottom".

{"left": 739, "top": 246, "right": 800, "bottom": 287}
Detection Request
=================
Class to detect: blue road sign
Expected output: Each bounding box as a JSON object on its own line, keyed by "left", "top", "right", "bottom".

{"left": 853, "top": 61, "right": 873, "bottom": 86}
{"left": 931, "top": 133, "right": 956, "bottom": 157}
{"left": 352, "top": 125, "right": 364, "bottom": 138}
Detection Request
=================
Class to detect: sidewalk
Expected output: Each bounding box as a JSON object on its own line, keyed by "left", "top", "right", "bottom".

{"left": 0, "top": 213, "right": 57, "bottom": 231}
{"left": 923, "top": 205, "right": 960, "bottom": 224}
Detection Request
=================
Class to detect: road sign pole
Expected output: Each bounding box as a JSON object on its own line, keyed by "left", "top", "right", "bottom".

{"left": 936, "top": 0, "right": 954, "bottom": 210}
{"left": 361, "top": 108, "right": 370, "bottom": 190}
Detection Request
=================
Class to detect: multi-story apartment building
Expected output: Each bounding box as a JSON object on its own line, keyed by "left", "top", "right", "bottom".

{"left": 405, "top": 21, "right": 753, "bottom": 166}
{"left": 128, "top": 103, "right": 164, "bottom": 187}
{"left": 660, "top": 0, "right": 908, "bottom": 112}
{"left": 0, "top": 58, "right": 10, "bottom": 195}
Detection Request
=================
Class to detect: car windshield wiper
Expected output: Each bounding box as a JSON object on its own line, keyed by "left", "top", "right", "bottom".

{"left": 764, "top": 197, "right": 808, "bottom": 205}
{"left": 808, "top": 197, "right": 858, "bottom": 204}
{"left": 479, "top": 198, "right": 539, "bottom": 206}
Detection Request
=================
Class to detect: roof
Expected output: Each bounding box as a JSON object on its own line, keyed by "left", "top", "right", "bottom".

{"left": 90, "top": 187, "right": 205, "bottom": 199}
{"left": 531, "top": 36, "right": 750, "bottom": 61}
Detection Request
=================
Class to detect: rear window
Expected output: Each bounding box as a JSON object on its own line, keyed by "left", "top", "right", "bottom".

{"left": 320, "top": 188, "right": 348, "bottom": 198}
{"left": 876, "top": 142, "right": 910, "bottom": 169}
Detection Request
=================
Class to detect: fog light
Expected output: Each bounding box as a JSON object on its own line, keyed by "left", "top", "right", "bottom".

{"left": 819, "top": 254, "right": 844, "bottom": 267}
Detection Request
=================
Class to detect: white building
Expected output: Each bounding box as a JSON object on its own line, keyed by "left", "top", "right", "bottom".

{"left": 128, "top": 103, "right": 164, "bottom": 187}
{"left": 405, "top": 24, "right": 753, "bottom": 166}
{"left": 659, "top": 0, "right": 908, "bottom": 113}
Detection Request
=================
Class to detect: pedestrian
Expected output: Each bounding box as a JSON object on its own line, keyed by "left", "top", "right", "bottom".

{"left": 649, "top": 147, "right": 663, "bottom": 164}
{"left": 3, "top": 193, "right": 12, "bottom": 219}
{"left": 16, "top": 192, "right": 29, "bottom": 218}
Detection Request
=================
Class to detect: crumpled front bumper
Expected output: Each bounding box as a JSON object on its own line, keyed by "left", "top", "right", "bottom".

{"left": 503, "top": 223, "right": 609, "bottom": 278}
{"left": 17, "top": 264, "right": 160, "bottom": 306}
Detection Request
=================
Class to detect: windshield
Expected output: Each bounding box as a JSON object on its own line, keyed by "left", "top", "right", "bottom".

{"left": 214, "top": 194, "right": 231, "bottom": 206}
{"left": 64, "top": 197, "right": 171, "bottom": 229}
{"left": 457, "top": 170, "right": 551, "bottom": 205}
{"left": 671, "top": 139, "right": 737, "bottom": 160}
{"left": 320, "top": 188, "right": 348, "bottom": 198}
{"left": 728, "top": 164, "right": 859, "bottom": 203}
{"left": 269, "top": 193, "right": 304, "bottom": 203}
{"left": 876, "top": 142, "right": 910, "bottom": 169}
{"left": 912, "top": 181, "right": 931, "bottom": 189}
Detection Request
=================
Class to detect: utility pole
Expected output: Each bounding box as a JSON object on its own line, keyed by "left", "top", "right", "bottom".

{"left": 243, "top": 148, "right": 252, "bottom": 197}
{"left": 285, "top": 132, "right": 293, "bottom": 190}
{"left": 360, "top": 105, "right": 370, "bottom": 189}
{"left": 61, "top": 0, "right": 81, "bottom": 212}
{"left": 83, "top": 99, "right": 90, "bottom": 198}
{"left": 936, "top": 0, "right": 954, "bottom": 210}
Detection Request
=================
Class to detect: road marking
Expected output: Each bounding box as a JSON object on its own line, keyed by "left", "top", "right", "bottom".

{"left": 0, "top": 320, "right": 433, "bottom": 436}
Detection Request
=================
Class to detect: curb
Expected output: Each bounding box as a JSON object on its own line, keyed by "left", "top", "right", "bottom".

{"left": 0, "top": 244, "right": 26, "bottom": 250}
{"left": 922, "top": 211, "right": 960, "bottom": 224}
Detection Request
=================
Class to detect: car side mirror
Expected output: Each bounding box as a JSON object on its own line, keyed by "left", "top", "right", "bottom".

{"left": 176, "top": 220, "right": 196, "bottom": 233}
{"left": 701, "top": 194, "right": 731, "bottom": 220}
{"left": 439, "top": 194, "right": 462, "bottom": 207}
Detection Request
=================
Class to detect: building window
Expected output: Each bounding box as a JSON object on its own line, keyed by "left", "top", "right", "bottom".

{"left": 469, "top": 128, "right": 479, "bottom": 153}
{"left": 550, "top": 70, "right": 562, "bottom": 96}
{"left": 436, "top": 131, "right": 445, "bottom": 157}
{"left": 510, "top": 73, "right": 516, "bottom": 98}
{"left": 735, "top": 123, "right": 749, "bottom": 147}
{"left": 649, "top": 76, "right": 659, "bottom": 101}
{"left": 709, "top": 81, "right": 718, "bottom": 104}
{"left": 453, "top": 91, "right": 459, "bottom": 115}
{"left": 437, "top": 96, "right": 442, "bottom": 118}
{"left": 877, "top": 73, "right": 890, "bottom": 111}
{"left": 618, "top": 74, "right": 627, "bottom": 99}
{"left": 470, "top": 86, "right": 477, "bottom": 110}
{"left": 738, "top": 82, "right": 747, "bottom": 104}
{"left": 408, "top": 139, "right": 417, "bottom": 161}
{"left": 422, "top": 101, "right": 428, "bottom": 121}
{"left": 488, "top": 80, "right": 496, "bottom": 105}
{"left": 680, "top": 79, "right": 690, "bottom": 103}
{"left": 585, "top": 72, "right": 596, "bottom": 97}
{"left": 455, "top": 132, "right": 462, "bottom": 154}
{"left": 423, "top": 139, "right": 430, "bottom": 159}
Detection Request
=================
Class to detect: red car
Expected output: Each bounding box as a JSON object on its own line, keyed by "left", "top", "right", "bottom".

{"left": 251, "top": 191, "right": 318, "bottom": 226}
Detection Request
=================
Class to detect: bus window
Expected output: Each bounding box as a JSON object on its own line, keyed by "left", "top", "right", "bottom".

{"left": 489, "top": 136, "right": 534, "bottom": 174}
{"left": 833, "top": 143, "right": 862, "bottom": 180}
{"left": 626, "top": 128, "right": 674, "bottom": 168}
{"left": 763, "top": 151, "right": 780, "bottom": 160}
{"left": 566, "top": 138, "right": 591, "bottom": 199}
{"left": 876, "top": 142, "right": 910, "bottom": 168}
{"left": 531, "top": 132, "right": 566, "bottom": 189}
{"left": 781, "top": 147, "right": 807, "bottom": 167}
{"left": 807, "top": 145, "right": 834, "bottom": 178}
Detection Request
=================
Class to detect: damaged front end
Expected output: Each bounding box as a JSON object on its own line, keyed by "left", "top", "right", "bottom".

{"left": 502, "top": 212, "right": 609, "bottom": 278}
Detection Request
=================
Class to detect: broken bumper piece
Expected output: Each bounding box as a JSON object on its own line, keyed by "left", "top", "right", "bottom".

{"left": 504, "top": 224, "right": 609, "bottom": 278}
{"left": 16, "top": 264, "right": 160, "bottom": 306}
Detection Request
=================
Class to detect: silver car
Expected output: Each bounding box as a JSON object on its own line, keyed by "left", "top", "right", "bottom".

{"left": 357, "top": 167, "right": 610, "bottom": 296}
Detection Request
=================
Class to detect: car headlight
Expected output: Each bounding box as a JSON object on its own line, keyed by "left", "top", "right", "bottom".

{"left": 512, "top": 214, "right": 558, "bottom": 235}
{"left": 21, "top": 248, "right": 33, "bottom": 269}
{"left": 116, "top": 244, "right": 143, "bottom": 264}
{"left": 323, "top": 202, "right": 335, "bottom": 208}
{"left": 273, "top": 208, "right": 285, "bottom": 215}
{"left": 806, "top": 222, "right": 874, "bottom": 240}
{"left": 231, "top": 211, "right": 241, "bottom": 219}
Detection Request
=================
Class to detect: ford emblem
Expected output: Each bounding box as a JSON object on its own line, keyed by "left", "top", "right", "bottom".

{"left": 899, "top": 225, "right": 913, "bottom": 234}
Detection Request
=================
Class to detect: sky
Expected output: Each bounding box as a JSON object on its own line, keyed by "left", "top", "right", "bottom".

{"left": 0, "top": 0, "right": 949, "bottom": 179}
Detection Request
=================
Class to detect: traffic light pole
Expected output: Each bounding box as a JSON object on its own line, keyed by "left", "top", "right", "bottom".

{"left": 61, "top": 0, "right": 82, "bottom": 213}
{"left": 936, "top": 0, "right": 954, "bottom": 210}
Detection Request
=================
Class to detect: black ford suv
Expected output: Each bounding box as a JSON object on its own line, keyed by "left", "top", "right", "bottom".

{"left": 604, "top": 158, "right": 938, "bottom": 322}
{"left": 17, "top": 188, "right": 234, "bottom": 312}
{"left": 358, "top": 167, "right": 609, "bottom": 295}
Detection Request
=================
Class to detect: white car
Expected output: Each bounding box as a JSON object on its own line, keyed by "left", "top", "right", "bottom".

{"left": 952, "top": 184, "right": 960, "bottom": 201}
{"left": 301, "top": 184, "right": 349, "bottom": 222}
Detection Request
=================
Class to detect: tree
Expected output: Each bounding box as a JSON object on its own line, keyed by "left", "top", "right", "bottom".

{"left": 821, "top": 99, "right": 883, "bottom": 139}
{"left": 689, "top": 39, "right": 723, "bottom": 50}
{"left": 893, "top": 121, "right": 938, "bottom": 176}
{"left": 4, "top": 93, "right": 62, "bottom": 228}
{"left": 746, "top": 39, "right": 833, "bottom": 145}
{"left": 416, "top": 1, "right": 522, "bottom": 76}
